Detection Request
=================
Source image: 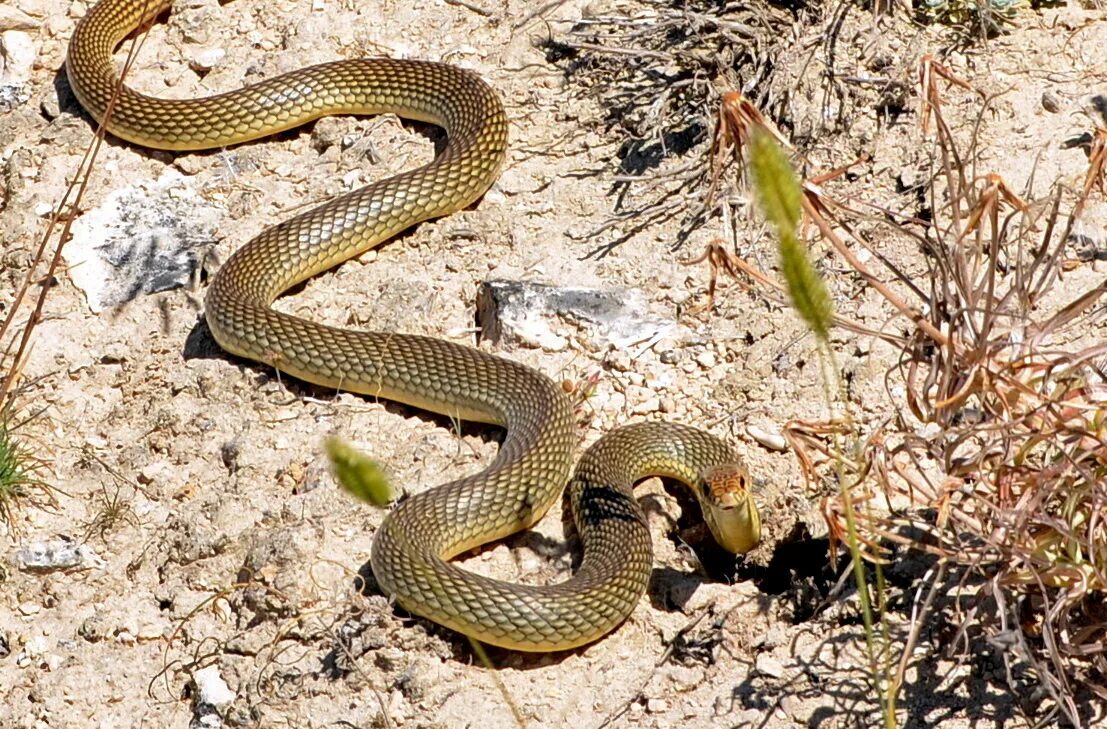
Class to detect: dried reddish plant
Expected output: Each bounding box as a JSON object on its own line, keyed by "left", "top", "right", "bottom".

{"left": 710, "top": 58, "right": 1107, "bottom": 723}
{"left": 825, "top": 64, "right": 1106, "bottom": 722}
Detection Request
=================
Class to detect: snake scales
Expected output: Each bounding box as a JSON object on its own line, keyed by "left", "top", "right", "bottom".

{"left": 67, "top": 0, "right": 761, "bottom": 651}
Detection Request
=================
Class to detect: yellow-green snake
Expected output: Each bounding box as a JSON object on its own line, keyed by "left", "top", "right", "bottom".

{"left": 67, "top": 0, "right": 761, "bottom": 651}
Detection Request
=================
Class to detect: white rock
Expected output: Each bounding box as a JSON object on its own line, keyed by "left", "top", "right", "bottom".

{"left": 0, "top": 6, "right": 41, "bottom": 31}
{"left": 0, "top": 30, "right": 35, "bottom": 84}
{"left": 189, "top": 46, "right": 226, "bottom": 71}
{"left": 23, "top": 635, "right": 49, "bottom": 657}
{"left": 746, "top": 423, "right": 787, "bottom": 451}
{"left": 755, "top": 652, "right": 787, "bottom": 678}
{"left": 16, "top": 539, "right": 105, "bottom": 572}
{"left": 64, "top": 169, "right": 223, "bottom": 312}
{"left": 695, "top": 351, "right": 717, "bottom": 369}
{"left": 476, "top": 280, "right": 674, "bottom": 353}
{"left": 193, "top": 665, "right": 236, "bottom": 708}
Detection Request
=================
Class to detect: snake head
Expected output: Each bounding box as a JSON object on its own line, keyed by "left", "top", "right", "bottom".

{"left": 698, "top": 463, "right": 761, "bottom": 555}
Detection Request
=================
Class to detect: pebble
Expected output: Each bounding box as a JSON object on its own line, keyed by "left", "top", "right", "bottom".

{"left": 755, "top": 652, "right": 787, "bottom": 678}
{"left": 188, "top": 46, "right": 226, "bottom": 72}
{"left": 631, "top": 395, "right": 661, "bottom": 415}
{"left": 0, "top": 29, "right": 34, "bottom": 110}
{"left": 17, "top": 634, "right": 50, "bottom": 668}
{"left": 23, "top": 635, "right": 48, "bottom": 657}
{"left": 138, "top": 461, "right": 172, "bottom": 486}
{"left": 608, "top": 350, "right": 632, "bottom": 372}
{"left": 0, "top": 30, "right": 35, "bottom": 83}
{"left": 193, "top": 665, "right": 236, "bottom": 708}
{"left": 79, "top": 615, "right": 110, "bottom": 643}
{"left": 695, "top": 351, "right": 717, "bottom": 369}
{"left": 16, "top": 539, "right": 104, "bottom": 572}
{"left": 915, "top": 421, "right": 942, "bottom": 439}
{"left": 18, "top": 602, "right": 41, "bottom": 616}
{"left": 0, "top": 6, "right": 40, "bottom": 31}
{"left": 746, "top": 423, "right": 787, "bottom": 451}
{"left": 387, "top": 689, "right": 409, "bottom": 723}
{"left": 646, "top": 698, "right": 668, "bottom": 713}
{"left": 665, "top": 665, "right": 704, "bottom": 692}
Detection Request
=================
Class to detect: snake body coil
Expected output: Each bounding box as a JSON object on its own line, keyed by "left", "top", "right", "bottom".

{"left": 68, "top": 0, "right": 760, "bottom": 651}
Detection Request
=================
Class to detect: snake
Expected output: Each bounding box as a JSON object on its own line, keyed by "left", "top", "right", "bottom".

{"left": 67, "top": 0, "right": 762, "bottom": 651}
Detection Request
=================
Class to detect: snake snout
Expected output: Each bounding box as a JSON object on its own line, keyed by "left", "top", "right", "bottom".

{"left": 699, "top": 462, "right": 761, "bottom": 555}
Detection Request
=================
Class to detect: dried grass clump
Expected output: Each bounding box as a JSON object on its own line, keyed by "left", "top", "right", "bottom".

{"left": 546, "top": 0, "right": 795, "bottom": 252}
{"left": 694, "top": 52, "right": 1105, "bottom": 723}
{"left": 793, "top": 59, "right": 1106, "bottom": 724}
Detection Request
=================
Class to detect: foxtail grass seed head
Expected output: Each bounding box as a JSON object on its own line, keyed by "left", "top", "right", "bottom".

{"left": 749, "top": 130, "right": 833, "bottom": 340}
{"left": 325, "top": 436, "right": 396, "bottom": 508}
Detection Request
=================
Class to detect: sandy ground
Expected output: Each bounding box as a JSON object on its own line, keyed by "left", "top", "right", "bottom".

{"left": 2, "top": 0, "right": 1106, "bottom": 727}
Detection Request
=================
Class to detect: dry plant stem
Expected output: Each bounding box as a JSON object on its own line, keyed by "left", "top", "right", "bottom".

{"left": 467, "top": 640, "right": 526, "bottom": 729}
{"left": 890, "top": 562, "right": 946, "bottom": 706}
{"left": 918, "top": 55, "right": 981, "bottom": 137}
{"left": 0, "top": 15, "right": 151, "bottom": 403}
{"left": 800, "top": 191, "right": 949, "bottom": 348}
{"left": 815, "top": 342, "right": 894, "bottom": 726}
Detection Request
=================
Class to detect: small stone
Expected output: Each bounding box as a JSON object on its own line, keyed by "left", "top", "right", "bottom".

{"left": 608, "top": 350, "right": 632, "bottom": 372}
{"left": 665, "top": 665, "right": 704, "bottom": 692}
{"left": 0, "top": 29, "right": 34, "bottom": 110}
{"left": 746, "top": 424, "right": 787, "bottom": 451}
{"left": 374, "top": 646, "right": 405, "bottom": 672}
{"left": 138, "top": 460, "right": 175, "bottom": 487}
{"left": 1041, "top": 91, "right": 1061, "bottom": 113}
{"left": 137, "top": 622, "right": 165, "bottom": 642}
{"left": 18, "top": 602, "right": 40, "bottom": 616}
{"left": 755, "top": 652, "right": 787, "bottom": 678}
{"left": 387, "top": 689, "right": 409, "bottom": 723}
{"left": 193, "top": 665, "right": 236, "bottom": 708}
{"left": 16, "top": 539, "right": 104, "bottom": 572}
{"left": 695, "top": 351, "right": 717, "bottom": 369}
{"left": 1, "top": 30, "right": 35, "bottom": 83}
{"left": 898, "top": 166, "right": 922, "bottom": 191}
{"left": 915, "top": 421, "right": 942, "bottom": 439}
{"left": 23, "top": 635, "right": 48, "bottom": 657}
{"left": 79, "top": 615, "right": 110, "bottom": 643}
{"left": 0, "top": 6, "right": 41, "bottom": 31}
{"left": 40, "top": 93, "right": 60, "bottom": 119}
{"left": 646, "top": 698, "right": 668, "bottom": 713}
{"left": 631, "top": 394, "right": 661, "bottom": 415}
{"left": 188, "top": 46, "right": 226, "bottom": 72}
